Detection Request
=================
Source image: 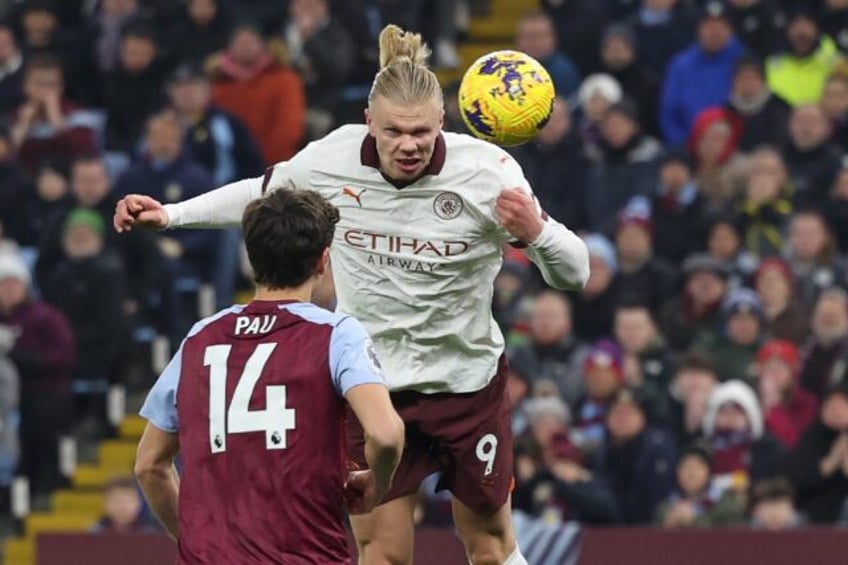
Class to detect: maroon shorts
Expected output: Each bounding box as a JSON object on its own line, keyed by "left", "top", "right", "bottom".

{"left": 346, "top": 356, "right": 514, "bottom": 515}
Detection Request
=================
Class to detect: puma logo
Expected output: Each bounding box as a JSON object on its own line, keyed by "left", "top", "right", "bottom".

{"left": 342, "top": 187, "right": 366, "bottom": 207}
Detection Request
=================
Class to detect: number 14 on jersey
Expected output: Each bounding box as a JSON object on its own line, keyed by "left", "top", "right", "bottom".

{"left": 204, "top": 343, "right": 296, "bottom": 453}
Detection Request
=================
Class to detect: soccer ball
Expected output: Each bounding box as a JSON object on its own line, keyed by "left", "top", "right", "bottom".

{"left": 458, "top": 50, "right": 555, "bottom": 147}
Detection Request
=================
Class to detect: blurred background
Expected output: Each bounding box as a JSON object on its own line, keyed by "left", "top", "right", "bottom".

{"left": 2, "top": 0, "right": 848, "bottom": 563}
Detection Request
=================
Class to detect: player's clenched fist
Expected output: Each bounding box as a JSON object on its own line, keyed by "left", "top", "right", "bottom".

{"left": 113, "top": 194, "right": 169, "bottom": 233}
{"left": 495, "top": 188, "right": 544, "bottom": 244}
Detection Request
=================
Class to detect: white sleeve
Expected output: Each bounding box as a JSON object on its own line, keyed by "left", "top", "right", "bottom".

{"left": 163, "top": 176, "right": 264, "bottom": 228}
{"left": 524, "top": 219, "right": 590, "bottom": 291}
{"left": 495, "top": 153, "right": 590, "bottom": 291}
{"left": 163, "top": 158, "right": 305, "bottom": 228}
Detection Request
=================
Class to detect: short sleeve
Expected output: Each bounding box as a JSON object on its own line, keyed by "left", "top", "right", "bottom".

{"left": 328, "top": 317, "right": 386, "bottom": 395}
{"left": 139, "top": 345, "right": 183, "bottom": 433}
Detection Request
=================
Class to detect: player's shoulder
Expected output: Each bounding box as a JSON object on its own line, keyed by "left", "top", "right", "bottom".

{"left": 442, "top": 130, "right": 527, "bottom": 186}
{"left": 184, "top": 305, "right": 245, "bottom": 341}
{"left": 280, "top": 302, "right": 352, "bottom": 330}
{"left": 306, "top": 124, "right": 368, "bottom": 152}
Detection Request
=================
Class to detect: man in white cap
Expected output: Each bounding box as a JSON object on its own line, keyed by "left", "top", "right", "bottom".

{"left": 0, "top": 252, "right": 75, "bottom": 499}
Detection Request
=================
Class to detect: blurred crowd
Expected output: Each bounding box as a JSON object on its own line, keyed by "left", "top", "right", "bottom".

{"left": 0, "top": 0, "right": 846, "bottom": 534}
{"left": 472, "top": 0, "right": 848, "bottom": 532}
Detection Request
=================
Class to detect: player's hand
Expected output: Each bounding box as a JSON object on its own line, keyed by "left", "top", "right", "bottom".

{"left": 343, "top": 470, "right": 382, "bottom": 515}
{"left": 114, "top": 194, "right": 169, "bottom": 233}
{"left": 496, "top": 188, "right": 544, "bottom": 244}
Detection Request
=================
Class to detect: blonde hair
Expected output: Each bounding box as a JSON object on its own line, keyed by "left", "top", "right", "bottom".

{"left": 369, "top": 24, "right": 442, "bottom": 107}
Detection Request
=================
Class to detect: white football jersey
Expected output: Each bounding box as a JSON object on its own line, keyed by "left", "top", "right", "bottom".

{"left": 165, "top": 124, "right": 589, "bottom": 394}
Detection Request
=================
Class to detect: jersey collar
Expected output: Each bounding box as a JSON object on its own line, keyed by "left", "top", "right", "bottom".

{"left": 360, "top": 133, "right": 447, "bottom": 188}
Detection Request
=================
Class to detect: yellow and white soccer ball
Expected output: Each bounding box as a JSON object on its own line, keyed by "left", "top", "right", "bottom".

{"left": 458, "top": 50, "right": 556, "bottom": 147}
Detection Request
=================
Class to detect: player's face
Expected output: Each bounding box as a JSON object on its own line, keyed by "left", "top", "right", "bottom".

{"left": 366, "top": 96, "right": 443, "bottom": 182}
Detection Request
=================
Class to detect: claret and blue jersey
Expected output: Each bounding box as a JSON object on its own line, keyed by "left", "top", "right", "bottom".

{"left": 140, "top": 300, "right": 384, "bottom": 564}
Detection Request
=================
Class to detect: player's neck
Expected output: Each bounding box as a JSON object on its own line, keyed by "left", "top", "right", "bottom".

{"left": 253, "top": 284, "right": 313, "bottom": 304}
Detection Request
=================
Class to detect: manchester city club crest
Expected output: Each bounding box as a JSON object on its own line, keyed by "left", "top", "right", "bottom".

{"left": 433, "top": 192, "right": 463, "bottom": 220}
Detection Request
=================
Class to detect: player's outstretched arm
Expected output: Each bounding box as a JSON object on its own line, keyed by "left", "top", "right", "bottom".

{"left": 344, "top": 383, "right": 404, "bottom": 513}
{"left": 135, "top": 423, "right": 181, "bottom": 540}
{"left": 114, "top": 176, "right": 265, "bottom": 233}
{"left": 496, "top": 188, "right": 590, "bottom": 291}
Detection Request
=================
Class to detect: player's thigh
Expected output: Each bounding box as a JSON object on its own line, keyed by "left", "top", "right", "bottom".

{"left": 452, "top": 498, "right": 516, "bottom": 565}
{"left": 350, "top": 493, "right": 417, "bottom": 565}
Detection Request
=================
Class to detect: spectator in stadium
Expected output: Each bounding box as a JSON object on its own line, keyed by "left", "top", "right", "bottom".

{"left": 630, "top": 0, "right": 695, "bottom": 79}
{"left": 656, "top": 442, "right": 746, "bottom": 528}
{"left": 822, "top": 0, "right": 848, "bottom": 52}
{"left": 508, "top": 290, "right": 588, "bottom": 409}
{"left": 785, "top": 209, "right": 847, "bottom": 309}
{"left": 91, "top": 476, "right": 157, "bottom": 534}
{"left": 785, "top": 380, "right": 848, "bottom": 523}
{"left": 703, "top": 379, "right": 785, "bottom": 492}
{"left": 766, "top": 8, "right": 840, "bottom": 107}
{"left": 515, "top": 11, "right": 581, "bottom": 99}
{"left": 614, "top": 302, "right": 676, "bottom": 425}
{"left": 724, "top": 0, "right": 783, "bottom": 58}
{"left": 16, "top": 0, "right": 97, "bottom": 104}
{"left": 40, "top": 209, "right": 128, "bottom": 430}
{"left": 169, "top": 0, "right": 233, "bottom": 67}
{"left": 668, "top": 352, "right": 719, "bottom": 447}
{"left": 661, "top": 1, "right": 746, "bottom": 145}
{"left": 93, "top": 0, "right": 141, "bottom": 74}
{"left": 209, "top": 22, "right": 306, "bottom": 165}
{"left": 574, "top": 340, "right": 625, "bottom": 454}
{"left": 539, "top": 0, "right": 605, "bottom": 76}
{"left": 35, "top": 155, "right": 165, "bottom": 327}
{"left": 661, "top": 253, "right": 730, "bottom": 352}
{"left": 493, "top": 254, "right": 531, "bottom": 344}
{"left": 726, "top": 57, "right": 791, "bottom": 153}
{"left": 827, "top": 165, "right": 848, "bottom": 252}
{"left": 688, "top": 106, "right": 744, "bottom": 211}
{"left": 0, "top": 329, "right": 19, "bottom": 496}
{"left": 576, "top": 73, "right": 622, "bottom": 152}
{"left": 15, "top": 159, "right": 72, "bottom": 248}
{"left": 513, "top": 397, "right": 619, "bottom": 525}
{"left": 598, "top": 24, "right": 660, "bottom": 136}
{"left": 0, "top": 127, "right": 32, "bottom": 245}
{"left": 749, "top": 477, "right": 805, "bottom": 529}
{"left": 586, "top": 99, "right": 662, "bottom": 233}
{"left": 9, "top": 54, "right": 98, "bottom": 174}
{"left": 783, "top": 104, "right": 843, "bottom": 205}
{"left": 572, "top": 233, "right": 620, "bottom": 343}
{"left": 754, "top": 258, "right": 809, "bottom": 344}
{"left": 508, "top": 98, "right": 589, "bottom": 233}
{"left": 756, "top": 339, "right": 817, "bottom": 449}
{"left": 103, "top": 23, "right": 169, "bottom": 154}
{"left": 0, "top": 253, "right": 74, "bottom": 499}
{"left": 167, "top": 63, "right": 264, "bottom": 185}
{"left": 705, "top": 213, "right": 758, "bottom": 290}
{"left": 284, "top": 0, "right": 356, "bottom": 139}
{"left": 819, "top": 71, "right": 848, "bottom": 152}
{"left": 593, "top": 387, "right": 677, "bottom": 524}
{"left": 698, "top": 288, "right": 766, "bottom": 384}
{"left": 0, "top": 22, "right": 24, "bottom": 114}
{"left": 612, "top": 205, "right": 679, "bottom": 313}
{"left": 736, "top": 147, "right": 794, "bottom": 258}
{"left": 798, "top": 288, "right": 848, "bottom": 399}
{"left": 640, "top": 149, "right": 708, "bottom": 265}
{"left": 114, "top": 110, "right": 218, "bottom": 301}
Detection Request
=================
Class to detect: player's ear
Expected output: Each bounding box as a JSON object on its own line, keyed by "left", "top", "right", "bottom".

{"left": 316, "top": 248, "right": 330, "bottom": 276}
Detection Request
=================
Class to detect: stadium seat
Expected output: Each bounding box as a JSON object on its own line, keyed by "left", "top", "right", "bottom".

{"left": 50, "top": 490, "right": 105, "bottom": 515}
{"left": 119, "top": 416, "right": 148, "bottom": 441}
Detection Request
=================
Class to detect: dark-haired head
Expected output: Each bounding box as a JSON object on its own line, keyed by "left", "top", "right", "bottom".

{"left": 242, "top": 190, "right": 340, "bottom": 290}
